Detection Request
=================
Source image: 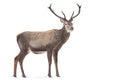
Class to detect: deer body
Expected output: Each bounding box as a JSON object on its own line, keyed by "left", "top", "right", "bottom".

{"left": 13, "top": 3, "right": 81, "bottom": 78}
{"left": 17, "top": 28, "right": 70, "bottom": 53}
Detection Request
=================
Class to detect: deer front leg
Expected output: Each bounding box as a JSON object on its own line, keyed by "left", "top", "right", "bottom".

{"left": 53, "top": 51, "right": 60, "bottom": 77}
{"left": 47, "top": 50, "right": 52, "bottom": 77}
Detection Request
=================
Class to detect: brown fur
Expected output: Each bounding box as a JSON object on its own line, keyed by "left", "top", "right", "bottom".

{"left": 13, "top": 26, "right": 70, "bottom": 77}
{"left": 13, "top": 3, "right": 81, "bottom": 78}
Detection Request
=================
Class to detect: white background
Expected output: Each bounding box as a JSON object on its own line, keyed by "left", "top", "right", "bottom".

{"left": 0, "top": 0, "right": 120, "bottom": 80}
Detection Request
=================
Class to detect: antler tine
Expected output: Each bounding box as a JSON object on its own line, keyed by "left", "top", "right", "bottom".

{"left": 61, "top": 11, "right": 66, "bottom": 19}
{"left": 69, "top": 11, "right": 74, "bottom": 21}
{"left": 71, "top": 11, "right": 74, "bottom": 18}
{"left": 48, "top": 4, "right": 63, "bottom": 19}
{"left": 71, "top": 3, "right": 81, "bottom": 19}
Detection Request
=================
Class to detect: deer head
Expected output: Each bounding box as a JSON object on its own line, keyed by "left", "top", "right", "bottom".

{"left": 48, "top": 3, "right": 81, "bottom": 33}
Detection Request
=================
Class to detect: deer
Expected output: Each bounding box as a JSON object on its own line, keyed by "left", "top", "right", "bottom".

{"left": 13, "top": 3, "right": 81, "bottom": 78}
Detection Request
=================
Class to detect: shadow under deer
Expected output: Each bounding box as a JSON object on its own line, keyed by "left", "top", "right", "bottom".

{"left": 13, "top": 3, "right": 81, "bottom": 78}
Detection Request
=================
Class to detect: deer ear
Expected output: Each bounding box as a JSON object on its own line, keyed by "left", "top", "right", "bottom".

{"left": 60, "top": 18, "right": 65, "bottom": 23}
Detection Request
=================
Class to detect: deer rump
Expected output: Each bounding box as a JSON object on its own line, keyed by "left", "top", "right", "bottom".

{"left": 17, "top": 29, "right": 69, "bottom": 54}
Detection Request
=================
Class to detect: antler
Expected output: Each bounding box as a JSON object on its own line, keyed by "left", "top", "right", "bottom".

{"left": 61, "top": 11, "right": 66, "bottom": 19}
{"left": 48, "top": 4, "right": 66, "bottom": 19}
{"left": 69, "top": 3, "right": 81, "bottom": 21}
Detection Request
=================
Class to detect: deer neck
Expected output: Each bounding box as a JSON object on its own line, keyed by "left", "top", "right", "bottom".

{"left": 60, "top": 26, "right": 70, "bottom": 43}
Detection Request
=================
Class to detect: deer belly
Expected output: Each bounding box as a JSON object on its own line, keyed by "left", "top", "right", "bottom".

{"left": 29, "top": 39, "right": 49, "bottom": 49}
{"left": 32, "top": 51, "right": 47, "bottom": 54}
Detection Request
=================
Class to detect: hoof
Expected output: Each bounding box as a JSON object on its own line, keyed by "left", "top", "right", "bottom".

{"left": 48, "top": 74, "right": 52, "bottom": 77}
{"left": 56, "top": 75, "right": 60, "bottom": 77}
{"left": 13, "top": 74, "right": 16, "bottom": 77}
{"left": 22, "top": 75, "right": 26, "bottom": 78}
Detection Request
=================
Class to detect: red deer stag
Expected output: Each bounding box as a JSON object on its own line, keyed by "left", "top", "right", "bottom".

{"left": 13, "top": 3, "right": 81, "bottom": 78}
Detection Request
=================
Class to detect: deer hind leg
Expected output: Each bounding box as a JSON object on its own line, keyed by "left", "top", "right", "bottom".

{"left": 14, "top": 35, "right": 29, "bottom": 77}
{"left": 47, "top": 49, "right": 52, "bottom": 77}
{"left": 13, "top": 54, "right": 20, "bottom": 77}
{"left": 19, "top": 49, "right": 28, "bottom": 78}
{"left": 13, "top": 49, "right": 28, "bottom": 78}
